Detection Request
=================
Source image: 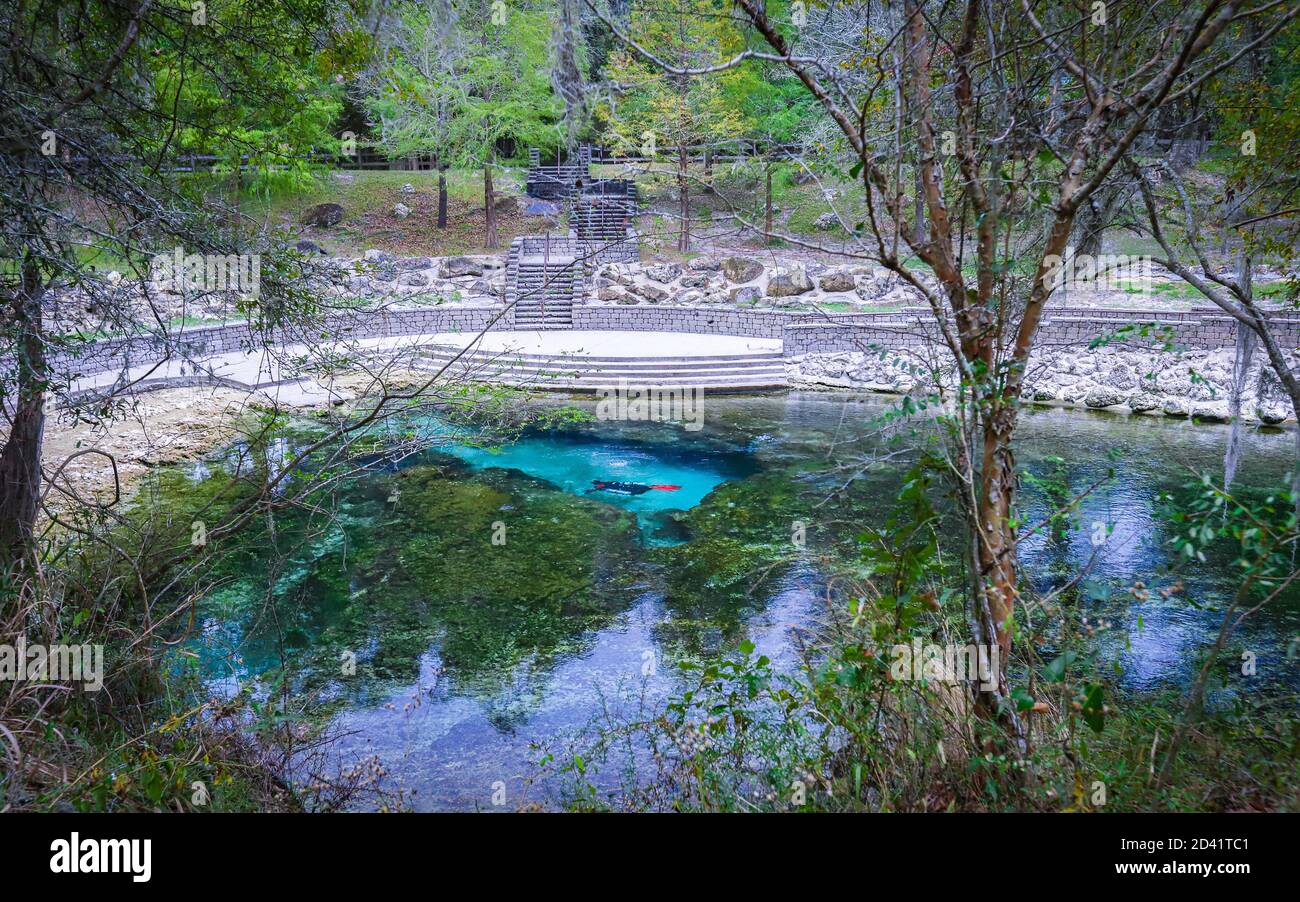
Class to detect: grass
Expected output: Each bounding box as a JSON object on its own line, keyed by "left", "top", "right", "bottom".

{"left": 625, "top": 159, "right": 867, "bottom": 241}
{"left": 233, "top": 166, "right": 555, "bottom": 258}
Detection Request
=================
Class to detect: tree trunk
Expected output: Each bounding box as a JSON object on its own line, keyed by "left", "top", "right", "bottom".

{"left": 704, "top": 147, "right": 713, "bottom": 192}
{"left": 1075, "top": 197, "right": 1105, "bottom": 261}
{"left": 0, "top": 259, "right": 48, "bottom": 565}
{"left": 678, "top": 142, "right": 690, "bottom": 252}
{"left": 484, "top": 164, "right": 498, "bottom": 249}
{"left": 229, "top": 166, "right": 242, "bottom": 232}
{"left": 912, "top": 165, "right": 926, "bottom": 245}
{"left": 437, "top": 166, "right": 448, "bottom": 229}
{"left": 764, "top": 166, "right": 773, "bottom": 241}
{"left": 1224, "top": 252, "right": 1256, "bottom": 492}
{"left": 973, "top": 412, "right": 1019, "bottom": 713}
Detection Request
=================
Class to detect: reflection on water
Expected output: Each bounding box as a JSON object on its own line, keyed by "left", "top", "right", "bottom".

{"left": 1014, "top": 405, "right": 1300, "bottom": 692}
{"left": 178, "top": 392, "right": 1300, "bottom": 809}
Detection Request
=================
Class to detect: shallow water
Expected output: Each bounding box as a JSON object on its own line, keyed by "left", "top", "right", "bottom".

{"left": 177, "top": 392, "right": 1300, "bottom": 810}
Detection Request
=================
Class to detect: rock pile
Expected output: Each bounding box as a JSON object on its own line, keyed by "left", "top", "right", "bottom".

{"left": 43, "top": 250, "right": 508, "bottom": 332}
{"left": 340, "top": 251, "right": 504, "bottom": 300}
{"left": 587, "top": 256, "right": 929, "bottom": 309}
{"left": 790, "top": 344, "right": 1299, "bottom": 423}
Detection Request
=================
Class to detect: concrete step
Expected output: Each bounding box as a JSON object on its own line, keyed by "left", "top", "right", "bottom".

{"left": 416, "top": 347, "right": 784, "bottom": 366}
{"left": 413, "top": 367, "right": 788, "bottom": 391}
{"left": 424, "top": 362, "right": 789, "bottom": 382}
{"left": 418, "top": 355, "right": 785, "bottom": 373}
{"left": 482, "top": 376, "right": 787, "bottom": 392}
{"left": 410, "top": 344, "right": 791, "bottom": 391}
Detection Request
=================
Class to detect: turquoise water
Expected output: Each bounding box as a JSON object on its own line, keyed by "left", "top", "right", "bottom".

{"left": 178, "top": 392, "right": 1300, "bottom": 810}
{"left": 443, "top": 431, "right": 757, "bottom": 544}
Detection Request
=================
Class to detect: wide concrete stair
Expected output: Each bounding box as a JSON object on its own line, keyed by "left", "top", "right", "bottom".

{"left": 411, "top": 345, "right": 788, "bottom": 392}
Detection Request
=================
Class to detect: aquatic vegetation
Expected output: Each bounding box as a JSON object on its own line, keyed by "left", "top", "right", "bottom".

{"left": 178, "top": 455, "right": 646, "bottom": 719}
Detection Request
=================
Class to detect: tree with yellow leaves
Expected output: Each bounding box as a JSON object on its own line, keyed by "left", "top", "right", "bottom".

{"left": 598, "top": 0, "right": 744, "bottom": 251}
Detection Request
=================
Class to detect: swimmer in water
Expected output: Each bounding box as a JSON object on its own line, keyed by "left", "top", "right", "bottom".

{"left": 588, "top": 480, "right": 681, "bottom": 496}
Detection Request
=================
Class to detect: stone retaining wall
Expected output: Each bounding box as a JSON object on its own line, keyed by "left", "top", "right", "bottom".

{"left": 52, "top": 304, "right": 512, "bottom": 380}
{"left": 573, "top": 302, "right": 1300, "bottom": 354}
{"left": 572, "top": 304, "right": 920, "bottom": 339}
{"left": 783, "top": 309, "right": 1300, "bottom": 356}
{"left": 53, "top": 300, "right": 1300, "bottom": 385}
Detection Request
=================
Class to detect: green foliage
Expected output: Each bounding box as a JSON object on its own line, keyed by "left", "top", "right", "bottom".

{"left": 146, "top": 0, "right": 349, "bottom": 195}
{"left": 597, "top": 0, "right": 744, "bottom": 157}
{"left": 362, "top": 0, "right": 564, "bottom": 167}
{"left": 1211, "top": 17, "right": 1300, "bottom": 268}
{"left": 1163, "top": 475, "right": 1297, "bottom": 582}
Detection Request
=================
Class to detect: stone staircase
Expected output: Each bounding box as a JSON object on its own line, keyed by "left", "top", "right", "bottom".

{"left": 411, "top": 346, "right": 788, "bottom": 392}
{"left": 572, "top": 180, "right": 639, "bottom": 264}
{"left": 517, "top": 150, "right": 641, "bottom": 318}
{"left": 506, "top": 236, "right": 584, "bottom": 329}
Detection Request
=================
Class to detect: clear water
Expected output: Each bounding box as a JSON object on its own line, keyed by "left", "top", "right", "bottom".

{"left": 443, "top": 431, "right": 757, "bottom": 544}
{"left": 174, "top": 392, "right": 1300, "bottom": 810}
